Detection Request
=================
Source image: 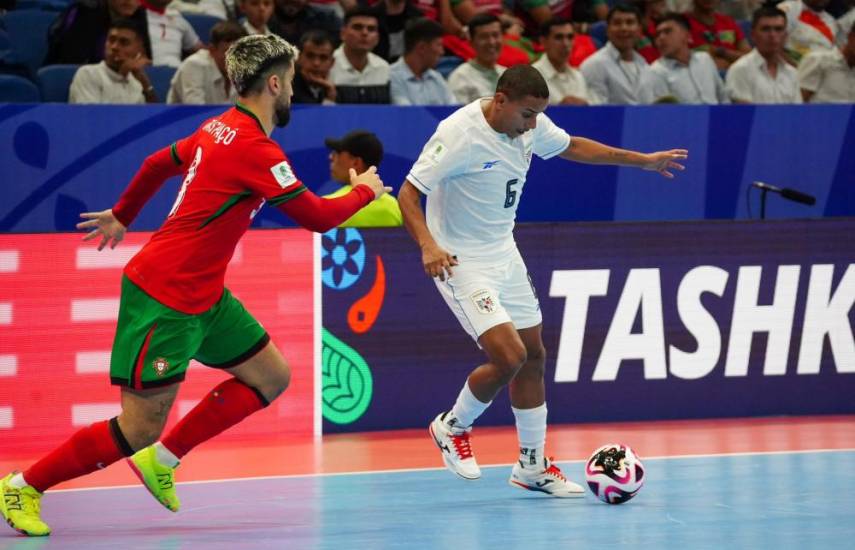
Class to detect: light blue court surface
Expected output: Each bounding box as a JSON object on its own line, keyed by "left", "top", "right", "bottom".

{"left": 2, "top": 450, "right": 853, "bottom": 550}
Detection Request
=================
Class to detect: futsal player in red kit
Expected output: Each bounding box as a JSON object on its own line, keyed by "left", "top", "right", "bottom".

{"left": 0, "top": 34, "right": 390, "bottom": 536}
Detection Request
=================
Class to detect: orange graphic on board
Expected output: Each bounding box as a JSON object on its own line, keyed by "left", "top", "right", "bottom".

{"left": 348, "top": 255, "right": 386, "bottom": 334}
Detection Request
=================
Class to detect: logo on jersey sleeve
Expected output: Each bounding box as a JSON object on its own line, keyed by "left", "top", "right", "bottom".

{"left": 482, "top": 160, "right": 501, "bottom": 170}
{"left": 270, "top": 161, "right": 297, "bottom": 188}
{"left": 470, "top": 289, "right": 497, "bottom": 314}
{"left": 426, "top": 142, "right": 448, "bottom": 164}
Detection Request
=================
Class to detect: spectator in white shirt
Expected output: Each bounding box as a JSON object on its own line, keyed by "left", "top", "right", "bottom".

{"left": 69, "top": 19, "right": 158, "bottom": 103}
{"left": 580, "top": 4, "right": 654, "bottom": 104}
{"left": 167, "top": 21, "right": 247, "bottom": 104}
{"left": 142, "top": 0, "right": 203, "bottom": 67}
{"left": 648, "top": 12, "right": 729, "bottom": 103}
{"left": 798, "top": 19, "right": 855, "bottom": 102}
{"left": 241, "top": 0, "right": 276, "bottom": 34}
{"left": 726, "top": 5, "right": 803, "bottom": 103}
{"left": 532, "top": 17, "right": 591, "bottom": 105}
{"left": 390, "top": 18, "right": 456, "bottom": 105}
{"left": 330, "top": 7, "right": 391, "bottom": 103}
{"left": 779, "top": 0, "right": 839, "bottom": 62}
{"left": 447, "top": 13, "right": 507, "bottom": 103}
{"left": 172, "top": 0, "right": 237, "bottom": 19}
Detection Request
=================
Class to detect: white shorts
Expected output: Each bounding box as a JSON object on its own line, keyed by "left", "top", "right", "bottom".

{"left": 434, "top": 250, "right": 542, "bottom": 342}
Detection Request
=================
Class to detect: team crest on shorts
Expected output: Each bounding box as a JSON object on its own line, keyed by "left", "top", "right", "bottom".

{"left": 470, "top": 289, "right": 497, "bottom": 314}
{"left": 152, "top": 357, "right": 170, "bottom": 377}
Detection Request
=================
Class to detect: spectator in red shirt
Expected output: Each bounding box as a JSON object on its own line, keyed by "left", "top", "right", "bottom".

{"left": 636, "top": 0, "right": 665, "bottom": 62}
{"left": 442, "top": 0, "right": 535, "bottom": 65}
{"left": 686, "top": 0, "right": 751, "bottom": 69}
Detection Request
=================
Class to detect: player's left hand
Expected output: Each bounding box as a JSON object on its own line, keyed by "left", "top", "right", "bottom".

{"left": 641, "top": 149, "right": 688, "bottom": 178}
{"left": 77, "top": 209, "right": 127, "bottom": 251}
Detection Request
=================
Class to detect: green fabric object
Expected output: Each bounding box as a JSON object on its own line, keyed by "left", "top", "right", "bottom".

{"left": 325, "top": 185, "right": 403, "bottom": 228}
{"left": 520, "top": 0, "right": 548, "bottom": 8}
{"left": 505, "top": 35, "right": 539, "bottom": 63}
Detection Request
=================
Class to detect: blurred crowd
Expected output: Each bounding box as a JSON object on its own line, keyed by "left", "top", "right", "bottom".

{"left": 1, "top": 0, "right": 853, "bottom": 104}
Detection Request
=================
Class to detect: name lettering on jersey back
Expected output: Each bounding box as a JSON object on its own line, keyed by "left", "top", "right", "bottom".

{"left": 202, "top": 119, "right": 237, "bottom": 145}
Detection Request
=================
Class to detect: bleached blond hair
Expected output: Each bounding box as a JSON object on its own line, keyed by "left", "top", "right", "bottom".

{"left": 226, "top": 34, "right": 299, "bottom": 96}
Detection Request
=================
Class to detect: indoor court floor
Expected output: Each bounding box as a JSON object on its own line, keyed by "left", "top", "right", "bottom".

{"left": 1, "top": 415, "right": 853, "bottom": 549}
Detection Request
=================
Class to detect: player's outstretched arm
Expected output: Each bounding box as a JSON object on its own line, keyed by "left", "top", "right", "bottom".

{"left": 76, "top": 209, "right": 126, "bottom": 251}
{"left": 75, "top": 144, "right": 186, "bottom": 250}
{"left": 348, "top": 166, "right": 393, "bottom": 199}
{"left": 275, "top": 166, "right": 392, "bottom": 233}
{"left": 559, "top": 137, "right": 688, "bottom": 179}
{"left": 109, "top": 145, "right": 189, "bottom": 227}
{"left": 398, "top": 180, "right": 458, "bottom": 281}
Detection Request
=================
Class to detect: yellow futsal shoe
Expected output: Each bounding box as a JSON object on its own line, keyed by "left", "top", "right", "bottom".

{"left": 0, "top": 472, "right": 51, "bottom": 536}
{"left": 127, "top": 446, "right": 180, "bottom": 512}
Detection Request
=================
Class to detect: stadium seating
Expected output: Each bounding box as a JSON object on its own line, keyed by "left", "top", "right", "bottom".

{"left": 0, "top": 10, "right": 56, "bottom": 78}
{"left": 589, "top": 21, "right": 607, "bottom": 49}
{"left": 38, "top": 64, "right": 79, "bottom": 102}
{"left": 144, "top": 65, "right": 177, "bottom": 103}
{"left": 738, "top": 19, "right": 753, "bottom": 46}
{"left": 0, "top": 74, "right": 41, "bottom": 102}
{"left": 183, "top": 13, "right": 222, "bottom": 44}
{"left": 436, "top": 55, "right": 463, "bottom": 79}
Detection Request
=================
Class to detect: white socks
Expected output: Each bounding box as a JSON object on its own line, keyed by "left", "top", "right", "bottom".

{"left": 9, "top": 473, "right": 27, "bottom": 489}
{"left": 513, "top": 403, "right": 547, "bottom": 469}
{"left": 154, "top": 441, "right": 180, "bottom": 468}
{"left": 448, "top": 380, "right": 492, "bottom": 429}
{"left": 445, "top": 382, "right": 548, "bottom": 469}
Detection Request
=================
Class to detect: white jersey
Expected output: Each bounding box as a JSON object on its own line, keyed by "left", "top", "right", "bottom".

{"left": 407, "top": 99, "right": 570, "bottom": 263}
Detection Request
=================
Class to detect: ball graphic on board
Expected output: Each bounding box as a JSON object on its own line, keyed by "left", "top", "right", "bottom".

{"left": 585, "top": 444, "right": 645, "bottom": 504}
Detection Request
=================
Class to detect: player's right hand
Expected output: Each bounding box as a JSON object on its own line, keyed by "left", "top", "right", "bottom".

{"left": 77, "top": 209, "right": 127, "bottom": 251}
{"left": 422, "top": 243, "right": 458, "bottom": 281}
{"left": 350, "top": 167, "right": 392, "bottom": 199}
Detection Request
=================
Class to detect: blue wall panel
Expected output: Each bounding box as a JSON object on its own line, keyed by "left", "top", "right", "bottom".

{"left": 1, "top": 104, "right": 853, "bottom": 232}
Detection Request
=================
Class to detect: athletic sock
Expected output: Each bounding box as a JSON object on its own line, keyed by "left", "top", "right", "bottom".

{"left": 153, "top": 441, "right": 180, "bottom": 468}
{"left": 9, "top": 473, "right": 27, "bottom": 489}
{"left": 448, "top": 379, "right": 491, "bottom": 429}
{"left": 161, "top": 378, "right": 268, "bottom": 459}
{"left": 512, "top": 403, "right": 547, "bottom": 469}
{"left": 22, "top": 418, "right": 133, "bottom": 493}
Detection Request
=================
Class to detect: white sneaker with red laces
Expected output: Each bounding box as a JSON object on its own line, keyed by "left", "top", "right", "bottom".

{"left": 429, "top": 412, "right": 481, "bottom": 480}
{"left": 509, "top": 457, "right": 584, "bottom": 498}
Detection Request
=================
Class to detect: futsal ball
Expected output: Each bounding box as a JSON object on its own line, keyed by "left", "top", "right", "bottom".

{"left": 585, "top": 444, "right": 645, "bottom": 504}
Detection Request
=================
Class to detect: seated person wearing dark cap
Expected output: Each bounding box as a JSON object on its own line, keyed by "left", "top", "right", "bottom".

{"left": 324, "top": 131, "right": 402, "bottom": 228}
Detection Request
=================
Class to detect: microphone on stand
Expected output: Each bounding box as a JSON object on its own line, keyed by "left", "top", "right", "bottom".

{"left": 751, "top": 181, "right": 816, "bottom": 206}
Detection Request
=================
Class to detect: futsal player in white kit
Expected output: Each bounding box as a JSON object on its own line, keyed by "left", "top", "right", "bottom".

{"left": 398, "top": 65, "right": 688, "bottom": 497}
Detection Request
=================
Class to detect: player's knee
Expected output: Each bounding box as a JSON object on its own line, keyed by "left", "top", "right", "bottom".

{"left": 259, "top": 362, "right": 291, "bottom": 403}
{"left": 519, "top": 357, "right": 546, "bottom": 382}
{"left": 525, "top": 344, "right": 546, "bottom": 373}
{"left": 492, "top": 343, "right": 528, "bottom": 380}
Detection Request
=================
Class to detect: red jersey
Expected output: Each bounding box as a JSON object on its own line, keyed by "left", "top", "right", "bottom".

{"left": 114, "top": 105, "right": 315, "bottom": 314}
{"left": 686, "top": 12, "right": 745, "bottom": 52}
{"left": 636, "top": 20, "right": 660, "bottom": 64}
